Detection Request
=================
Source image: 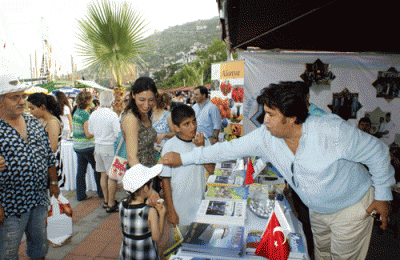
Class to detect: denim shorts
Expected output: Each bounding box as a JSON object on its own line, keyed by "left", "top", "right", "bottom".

{"left": 0, "top": 205, "right": 49, "bottom": 260}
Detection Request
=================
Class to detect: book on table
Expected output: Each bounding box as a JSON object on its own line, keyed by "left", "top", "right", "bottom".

{"left": 195, "top": 199, "right": 247, "bottom": 226}
{"left": 206, "top": 174, "right": 244, "bottom": 187}
{"left": 288, "top": 233, "right": 307, "bottom": 259}
{"left": 205, "top": 186, "right": 249, "bottom": 201}
{"left": 220, "top": 161, "right": 236, "bottom": 169}
{"left": 244, "top": 230, "right": 263, "bottom": 256}
{"left": 181, "top": 222, "right": 245, "bottom": 258}
{"left": 213, "top": 168, "right": 233, "bottom": 177}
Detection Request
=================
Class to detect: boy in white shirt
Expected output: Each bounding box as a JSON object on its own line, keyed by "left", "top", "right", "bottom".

{"left": 158, "top": 104, "right": 215, "bottom": 255}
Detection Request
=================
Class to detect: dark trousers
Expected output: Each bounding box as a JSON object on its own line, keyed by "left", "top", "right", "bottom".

{"left": 75, "top": 147, "right": 103, "bottom": 201}
{"left": 290, "top": 187, "right": 315, "bottom": 260}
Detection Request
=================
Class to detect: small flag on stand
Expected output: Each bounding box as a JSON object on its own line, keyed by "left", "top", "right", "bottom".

{"left": 245, "top": 157, "right": 255, "bottom": 185}
{"left": 255, "top": 212, "right": 290, "bottom": 260}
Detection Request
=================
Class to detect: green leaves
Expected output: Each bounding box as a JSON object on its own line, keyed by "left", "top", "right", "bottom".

{"left": 76, "top": 0, "right": 148, "bottom": 86}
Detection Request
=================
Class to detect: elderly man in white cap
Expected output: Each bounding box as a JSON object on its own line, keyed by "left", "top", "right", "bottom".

{"left": 88, "top": 90, "right": 121, "bottom": 213}
{"left": 0, "top": 74, "right": 60, "bottom": 259}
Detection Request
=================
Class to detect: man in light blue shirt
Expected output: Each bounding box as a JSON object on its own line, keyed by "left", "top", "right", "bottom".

{"left": 192, "top": 86, "right": 221, "bottom": 144}
{"left": 308, "top": 103, "right": 325, "bottom": 115}
{"left": 161, "top": 81, "right": 395, "bottom": 259}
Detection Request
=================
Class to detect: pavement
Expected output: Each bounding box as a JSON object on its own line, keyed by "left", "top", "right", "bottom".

{"left": 17, "top": 186, "right": 127, "bottom": 260}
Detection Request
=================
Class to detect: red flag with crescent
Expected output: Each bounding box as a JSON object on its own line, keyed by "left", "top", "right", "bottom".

{"left": 255, "top": 212, "right": 290, "bottom": 259}
{"left": 245, "top": 157, "right": 255, "bottom": 185}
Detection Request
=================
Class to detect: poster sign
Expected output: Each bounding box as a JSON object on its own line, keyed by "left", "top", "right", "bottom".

{"left": 211, "top": 60, "right": 245, "bottom": 141}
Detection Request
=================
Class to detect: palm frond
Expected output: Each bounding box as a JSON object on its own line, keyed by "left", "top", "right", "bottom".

{"left": 76, "top": 0, "right": 148, "bottom": 85}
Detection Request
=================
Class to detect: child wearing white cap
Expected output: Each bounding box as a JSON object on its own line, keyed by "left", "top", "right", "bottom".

{"left": 119, "top": 164, "right": 166, "bottom": 260}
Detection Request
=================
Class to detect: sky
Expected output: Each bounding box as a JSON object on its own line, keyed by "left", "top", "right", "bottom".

{"left": 0, "top": 0, "right": 219, "bottom": 78}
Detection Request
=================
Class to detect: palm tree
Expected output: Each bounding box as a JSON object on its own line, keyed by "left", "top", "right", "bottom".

{"left": 76, "top": 0, "right": 148, "bottom": 115}
{"left": 181, "top": 63, "right": 203, "bottom": 86}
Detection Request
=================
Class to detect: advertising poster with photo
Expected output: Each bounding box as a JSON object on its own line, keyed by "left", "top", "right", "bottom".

{"left": 211, "top": 60, "right": 244, "bottom": 141}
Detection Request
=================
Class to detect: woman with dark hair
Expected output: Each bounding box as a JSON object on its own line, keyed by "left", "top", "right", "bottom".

{"left": 72, "top": 91, "right": 103, "bottom": 201}
{"left": 54, "top": 91, "right": 73, "bottom": 138}
{"left": 121, "top": 77, "right": 161, "bottom": 196}
{"left": 152, "top": 92, "right": 175, "bottom": 160}
{"left": 27, "top": 93, "right": 65, "bottom": 187}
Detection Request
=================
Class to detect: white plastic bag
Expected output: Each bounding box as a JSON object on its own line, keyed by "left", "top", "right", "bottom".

{"left": 47, "top": 194, "right": 73, "bottom": 247}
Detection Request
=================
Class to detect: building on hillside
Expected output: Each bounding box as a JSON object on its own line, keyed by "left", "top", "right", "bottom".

{"left": 196, "top": 25, "right": 207, "bottom": 31}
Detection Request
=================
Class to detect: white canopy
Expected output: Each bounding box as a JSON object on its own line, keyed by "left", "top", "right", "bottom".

{"left": 77, "top": 80, "right": 112, "bottom": 92}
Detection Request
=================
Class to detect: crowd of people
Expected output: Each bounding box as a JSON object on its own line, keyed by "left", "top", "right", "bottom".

{"left": 0, "top": 74, "right": 222, "bottom": 260}
{"left": 0, "top": 73, "right": 398, "bottom": 260}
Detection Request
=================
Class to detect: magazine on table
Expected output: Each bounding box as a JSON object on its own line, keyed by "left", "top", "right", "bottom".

{"left": 195, "top": 199, "right": 247, "bottom": 226}
{"left": 205, "top": 186, "right": 249, "bottom": 201}
{"left": 206, "top": 174, "right": 244, "bottom": 187}
{"left": 181, "top": 222, "right": 245, "bottom": 258}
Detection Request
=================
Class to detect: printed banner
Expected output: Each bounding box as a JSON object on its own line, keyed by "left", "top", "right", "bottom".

{"left": 211, "top": 60, "right": 245, "bottom": 141}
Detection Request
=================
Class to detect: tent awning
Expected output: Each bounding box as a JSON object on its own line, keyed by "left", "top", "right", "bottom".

{"left": 25, "top": 86, "right": 48, "bottom": 94}
{"left": 218, "top": 0, "right": 400, "bottom": 53}
{"left": 76, "top": 80, "right": 112, "bottom": 92}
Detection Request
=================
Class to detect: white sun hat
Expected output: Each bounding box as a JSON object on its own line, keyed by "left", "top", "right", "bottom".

{"left": 0, "top": 74, "right": 30, "bottom": 96}
{"left": 122, "top": 164, "right": 163, "bottom": 193}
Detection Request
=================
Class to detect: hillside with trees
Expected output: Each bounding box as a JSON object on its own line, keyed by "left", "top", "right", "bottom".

{"left": 141, "top": 16, "right": 221, "bottom": 71}
{"left": 155, "top": 39, "right": 237, "bottom": 90}
{"left": 76, "top": 16, "right": 235, "bottom": 89}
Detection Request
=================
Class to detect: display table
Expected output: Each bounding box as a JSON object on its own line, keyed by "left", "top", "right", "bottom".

{"left": 176, "top": 201, "right": 310, "bottom": 260}
{"left": 60, "top": 140, "right": 97, "bottom": 191}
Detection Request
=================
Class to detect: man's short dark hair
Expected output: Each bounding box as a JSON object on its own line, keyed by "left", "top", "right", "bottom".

{"left": 257, "top": 81, "right": 309, "bottom": 124}
{"left": 171, "top": 104, "right": 195, "bottom": 126}
{"left": 195, "top": 86, "right": 208, "bottom": 98}
{"left": 280, "top": 81, "right": 310, "bottom": 98}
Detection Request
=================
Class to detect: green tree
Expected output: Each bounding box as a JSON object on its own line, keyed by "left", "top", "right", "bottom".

{"left": 76, "top": 0, "right": 147, "bottom": 114}
{"left": 153, "top": 69, "right": 167, "bottom": 85}
{"left": 157, "top": 39, "right": 237, "bottom": 90}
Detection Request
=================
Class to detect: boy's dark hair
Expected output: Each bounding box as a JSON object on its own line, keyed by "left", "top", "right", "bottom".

{"left": 257, "top": 81, "right": 309, "bottom": 124}
{"left": 195, "top": 86, "right": 208, "bottom": 98}
{"left": 171, "top": 104, "right": 195, "bottom": 126}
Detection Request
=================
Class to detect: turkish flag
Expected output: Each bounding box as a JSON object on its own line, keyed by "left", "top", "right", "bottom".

{"left": 255, "top": 212, "right": 290, "bottom": 260}
{"left": 245, "top": 157, "right": 255, "bottom": 185}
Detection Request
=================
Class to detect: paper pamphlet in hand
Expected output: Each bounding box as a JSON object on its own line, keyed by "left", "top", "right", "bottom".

{"left": 255, "top": 212, "right": 290, "bottom": 260}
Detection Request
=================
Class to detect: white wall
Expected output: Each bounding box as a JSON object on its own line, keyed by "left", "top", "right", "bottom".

{"left": 240, "top": 51, "right": 400, "bottom": 145}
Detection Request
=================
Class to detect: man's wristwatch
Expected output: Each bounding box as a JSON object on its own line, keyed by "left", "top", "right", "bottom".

{"left": 50, "top": 181, "right": 58, "bottom": 185}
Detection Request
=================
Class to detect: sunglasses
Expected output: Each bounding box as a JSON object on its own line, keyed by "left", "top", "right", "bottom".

{"left": 123, "top": 98, "right": 129, "bottom": 103}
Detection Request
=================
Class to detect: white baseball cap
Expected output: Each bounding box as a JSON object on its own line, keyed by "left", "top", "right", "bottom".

{"left": 122, "top": 164, "right": 163, "bottom": 193}
{"left": 0, "top": 74, "right": 30, "bottom": 96}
